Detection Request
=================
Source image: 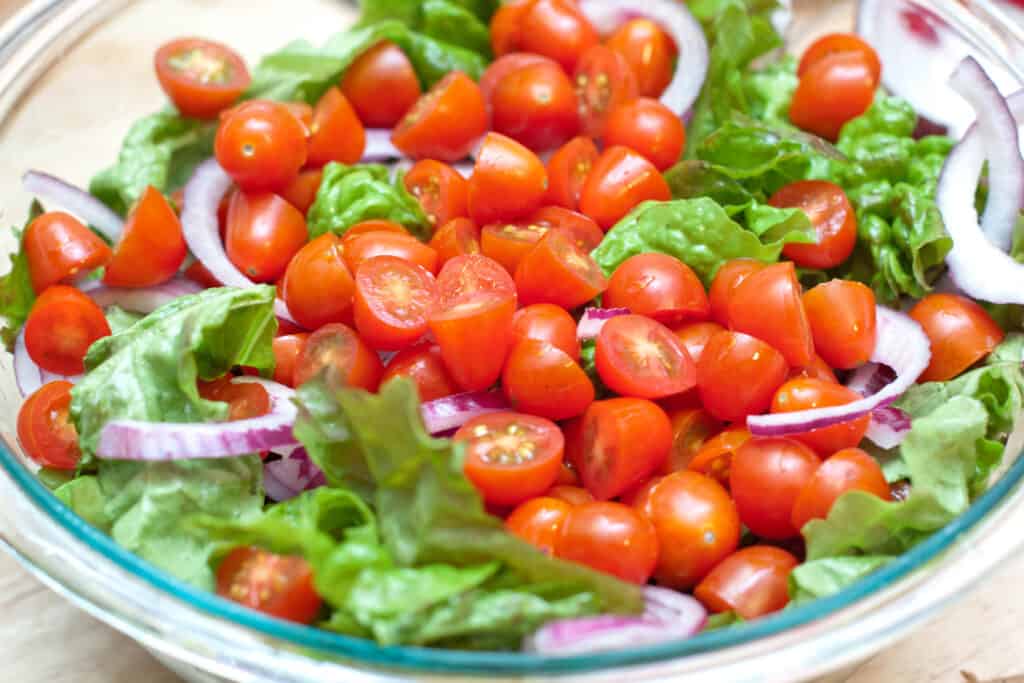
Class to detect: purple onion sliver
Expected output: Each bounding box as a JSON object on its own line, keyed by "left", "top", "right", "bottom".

{"left": 362, "top": 128, "right": 404, "bottom": 162}
{"left": 576, "top": 307, "right": 630, "bottom": 341}
{"left": 420, "top": 390, "right": 510, "bottom": 434}
{"left": 22, "top": 170, "right": 124, "bottom": 242}
{"left": 264, "top": 459, "right": 304, "bottom": 502}
{"left": 82, "top": 277, "right": 203, "bottom": 314}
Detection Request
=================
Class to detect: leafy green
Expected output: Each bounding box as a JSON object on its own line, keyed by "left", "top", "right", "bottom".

{"left": 703, "top": 611, "right": 745, "bottom": 631}
{"left": 358, "top": 0, "right": 496, "bottom": 58}
{"left": 789, "top": 556, "right": 892, "bottom": 604}
{"left": 307, "top": 163, "right": 430, "bottom": 239}
{"left": 0, "top": 201, "right": 42, "bottom": 351}
{"left": 104, "top": 306, "right": 143, "bottom": 335}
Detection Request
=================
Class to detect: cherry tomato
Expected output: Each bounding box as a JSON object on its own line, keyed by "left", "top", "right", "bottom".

{"left": 404, "top": 160, "right": 469, "bottom": 230}
{"left": 226, "top": 192, "right": 307, "bottom": 283}
{"left": 480, "top": 53, "right": 550, "bottom": 107}
{"left": 340, "top": 220, "right": 409, "bottom": 247}
{"left": 579, "top": 146, "right": 670, "bottom": 230}
{"left": 556, "top": 501, "right": 658, "bottom": 584}
{"left": 492, "top": 59, "right": 579, "bottom": 151}
{"left": 798, "top": 32, "right": 882, "bottom": 85}
{"left": 490, "top": 0, "right": 530, "bottom": 56}
{"left": 530, "top": 206, "right": 604, "bottom": 252}
{"left": 17, "top": 381, "right": 80, "bottom": 470}
{"left": 514, "top": 229, "right": 608, "bottom": 309}
{"left": 545, "top": 136, "right": 599, "bottom": 211}
{"left": 791, "top": 447, "right": 890, "bottom": 530}
{"left": 803, "top": 279, "right": 877, "bottom": 369}
{"left": 605, "top": 253, "right": 710, "bottom": 326}
{"left": 790, "top": 52, "right": 876, "bottom": 141}
{"left": 511, "top": 303, "right": 580, "bottom": 360}
{"left": 697, "top": 330, "right": 789, "bottom": 423}
{"left": 909, "top": 293, "right": 1005, "bottom": 382}
{"left": 708, "top": 259, "right": 763, "bottom": 326}
{"left": 547, "top": 484, "right": 594, "bottom": 506}
{"left": 604, "top": 98, "right": 686, "bottom": 171}
{"left": 506, "top": 496, "right": 573, "bottom": 555}
{"left": 293, "top": 322, "right": 383, "bottom": 390}
{"left": 272, "top": 333, "right": 308, "bottom": 388}
{"left": 429, "top": 217, "right": 481, "bottom": 266}
{"left": 518, "top": 0, "right": 599, "bottom": 73}
{"left": 382, "top": 343, "right": 459, "bottom": 402}
{"left": 503, "top": 339, "right": 594, "bottom": 420}
{"left": 198, "top": 376, "right": 271, "bottom": 420}
{"left": 731, "top": 438, "right": 821, "bottom": 539}
{"left": 791, "top": 353, "right": 840, "bottom": 385}
{"left": 103, "top": 186, "right": 186, "bottom": 288}
{"left": 340, "top": 40, "right": 421, "bottom": 128}
{"left": 728, "top": 261, "right": 815, "bottom": 368}
{"left": 687, "top": 425, "right": 751, "bottom": 489}
{"left": 661, "top": 408, "right": 722, "bottom": 475}
{"left": 771, "top": 378, "right": 870, "bottom": 456}
{"left": 469, "top": 132, "right": 549, "bottom": 226}
{"left": 215, "top": 100, "right": 308, "bottom": 192}
{"left": 481, "top": 220, "right": 549, "bottom": 274}
{"left": 606, "top": 18, "right": 677, "bottom": 98}
{"left": 281, "top": 234, "right": 354, "bottom": 330}
{"left": 353, "top": 255, "right": 436, "bottom": 351}
{"left": 579, "top": 397, "right": 672, "bottom": 500}
{"left": 694, "top": 546, "right": 799, "bottom": 619}
{"left": 154, "top": 38, "right": 250, "bottom": 119}
{"left": 455, "top": 411, "right": 565, "bottom": 506}
{"left": 216, "top": 547, "right": 321, "bottom": 624}
{"left": 556, "top": 462, "right": 580, "bottom": 486}
{"left": 184, "top": 260, "right": 222, "bottom": 289}
{"left": 595, "top": 314, "right": 696, "bottom": 400}
{"left": 770, "top": 180, "right": 857, "bottom": 269}
{"left": 281, "top": 169, "right": 323, "bottom": 214}
{"left": 24, "top": 286, "right": 110, "bottom": 376}
{"left": 429, "top": 254, "right": 517, "bottom": 391}
{"left": 392, "top": 72, "right": 488, "bottom": 162}
{"left": 673, "top": 321, "right": 725, "bottom": 366}
{"left": 24, "top": 211, "right": 111, "bottom": 293}
{"left": 342, "top": 231, "right": 439, "bottom": 276}
{"left": 573, "top": 45, "right": 638, "bottom": 138}
{"left": 633, "top": 471, "right": 740, "bottom": 589}
{"left": 307, "top": 87, "right": 365, "bottom": 167}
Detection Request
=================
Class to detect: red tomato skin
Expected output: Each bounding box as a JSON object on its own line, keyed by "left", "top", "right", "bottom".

{"left": 24, "top": 211, "right": 112, "bottom": 293}
{"left": 404, "top": 160, "right": 470, "bottom": 231}
{"left": 272, "top": 334, "right": 309, "bottom": 388}
{"left": 606, "top": 18, "right": 677, "bottom": 98}
{"left": 672, "top": 321, "right": 726, "bottom": 367}
{"left": 530, "top": 206, "right": 604, "bottom": 252}
{"left": 17, "top": 381, "right": 80, "bottom": 470}
{"left": 694, "top": 546, "right": 799, "bottom": 619}
{"left": 545, "top": 136, "right": 599, "bottom": 211}
{"left": 342, "top": 232, "right": 440, "bottom": 276}
{"left": 798, "top": 32, "right": 882, "bottom": 85}
{"left": 469, "top": 132, "right": 549, "bottom": 226}
{"left": 281, "top": 169, "right": 323, "bottom": 214}
{"left": 490, "top": 1, "right": 530, "bottom": 56}
{"left": 491, "top": 60, "right": 580, "bottom": 151}
{"left": 770, "top": 378, "right": 871, "bottom": 456}
{"left": 790, "top": 52, "right": 876, "bottom": 141}
{"left": 727, "top": 261, "right": 815, "bottom": 368}
{"left": 579, "top": 146, "right": 671, "bottom": 230}
{"left": 594, "top": 314, "right": 697, "bottom": 400}
{"left": 909, "top": 293, "right": 1005, "bottom": 382}
{"left": 697, "top": 330, "right": 789, "bottom": 423}
{"left": 281, "top": 233, "right": 355, "bottom": 331}
{"left": 731, "top": 438, "right": 821, "bottom": 540}
{"left": 215, "top": 547, "right": 322, "bottom": 624}
{"left": 772, "top": 180, "right": 857, "bottom": 269}
{"left": 502, "top": 339, "right": 594, "bottom": 421}
{"left": 709, "top": 259, "right": 763, "bottom": 326}
{"left": 340, "top": 40, "right": 422, "bottom": 128}
{"left": 660, "top": 407, "right": 723, "bottom": 475}
{"left": 580, "top": 398, "right": 673, "bottom": 500}
{"left": 392, "top": 72, "right": 488, "bottom": 162}
{"left": 791, "top": 353, "right": 840, "bottom": 385}
{"left": 480, "top": 53, "right": 551, "bottom": 106}
{"left": 505, "top": 496, "right": 573, "bottom": 555}
{"left": 382, "top": 343, "right": 460, "bottom": 402}
{"left": 429, "top": 217, "right": 481, "bottom": 265}
{"left": 307, "top": 87, "right": 366, "bottom": 168}
{"left": 293, "top": 323, "right": 384, "bottom": 391}
{"left": 605, "top": 253, "right": 710, "bottom": 326}
{"left": 791, "top": 447, "right": 891, "bottom": 530}
{"left": 24, "top": 286, "right": 111, "bottom": 376}
{"left": 802, "top": 279, "right": 877, "bottom": 370}
{"left": 214, "top": 100, "right": 308, "bottom": 193}
{"left": 225, "top": 192, "right": 308, "bottom": 283}
{"left": 573, "top": 46, "right": 638, "bottom": 139}
{"left": 155, "top": 38, "right": 251, "bottom": 119}
{"left": 556, "top": 501, "right": 659, "bottom": 584}
{"left": 687, "top": 425, "right": 751, "bottom": 489}
{"left": 514, "top": 229, "right": 608, "bottom": 310}
{"left": 603, "top": 98, "right": 686, "bottom": 171}
{"left": 517, "top": 0, "right": 599, "bottom": 73}
{"left": 546, "top": 484, "right": 594, "bottom": 505}
{"left": 104, "top": 186, "right": 187, "bottom": 288}
{"left": 511, "top": 303, "right": 581, "bottom": 360}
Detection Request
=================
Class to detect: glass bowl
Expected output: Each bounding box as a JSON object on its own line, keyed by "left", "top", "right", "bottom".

{"left": 1, "top": 1, "right": 1023, "bottom": 681}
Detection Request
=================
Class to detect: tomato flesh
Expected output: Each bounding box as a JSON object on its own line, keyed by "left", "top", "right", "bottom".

{"left": 580, "top": 397, "right": 672, "bottom": 500}
{"left": 579, "top": 146, "right": 670, "bottom": 230}
{"left": 155, "top": 38, "right": 251, "bottom": 119}
{"left": 595, "top": 314, "right": 697, "bottom": 400}
{"left": 514, "top": 229, "right": 607, "bottom": 309}
{"left": 216, "top": 547, "right": 322, "bottom": 624}
{"left": 545, "top": 136, "right": 599, "bottom": 211}
{"left": 293, "top": 323, "right": 383, "bottom": 390}
{"left": 17, "top": 381, "right": 80, "bottom": 470}
{"left": 771, "top": 180, "right": 857, "bottom": 269}
{"left": 24, "top": 286, "right": 111, "bottom": 376}
{"left": 25, "top": 211, "right": 112, "bottom": 294}
{"left": 382, "top": 343, "right": 459, "bottom": 402}
{"left": 694, "top": 546, "right": 799, "bottom": 619}
{"left": 353, "top": 255, "right": 437, "bottom": 351}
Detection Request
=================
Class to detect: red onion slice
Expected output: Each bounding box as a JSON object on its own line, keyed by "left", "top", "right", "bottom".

{"left": 13, "top": 330, "right": 79, "bottom": 397}
{"left": 845, "top": 363, "right": 913, "bottom": 449}
{"left": 578, "top": 0, "right": 708, "bottom": 117}
{"left": 96, "top": 377, "right": 299, "bottom": 461}
{"left": 22, "top": 170, "right": 124, "bottom": 243}
{"left": 79, "top": 277, "right": 203, "bottom": 313}
{"left": 362, "top": 128, "right": 403, "bottom": 162}
{"left": 419, "top": 391, "right": 509, "bottom": 435}
{"left": 576, "top": 307, "right": 630, "bottom": 341}
{"left": 264, "top": 447, "right": 326, "bottom": 502}
{"left": 747, "top": 307, "right": 930, "bottom": 437}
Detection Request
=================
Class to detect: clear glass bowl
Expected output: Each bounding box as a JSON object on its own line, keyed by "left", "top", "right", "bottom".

{"left": 1, "top": 1, "right": 1023, "bottom": 681}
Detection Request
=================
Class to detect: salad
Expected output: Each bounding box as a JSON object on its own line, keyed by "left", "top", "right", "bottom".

{"left": 3, "top": 0, "right": 1024, "bottom": 656}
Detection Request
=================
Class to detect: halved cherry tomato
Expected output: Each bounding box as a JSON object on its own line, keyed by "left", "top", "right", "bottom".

{"left": 791, "top": 447, "right": 890, "bottom": 530}
{"left": 633, "top": 471, "right": 740, "bottom": 589}
{"left": 909, "top": 293, "right": 1004, "bottom": 382}
{"left": 293, "top": 322, "right": 383, "bottom": 390}
{"left": 503, "top": 339, "right": 594, "bottom": 420}
{"left": 455, "top": 411, "right": 565, "bottom": 506}
{"left": 340, "top": 40, "right": 422, "bottom": 128}
{"left": 215, "top": 100, "right": 308, "bottom": 192}
{"left": 579, "top": 146, "right": 670, "bottom": 230}
{"left": 429, "top": 217, "right": 480, "bottom": 266}
{"left": 184, "top": 260, "right": 222, "bottom": 289}
{"left": 281, "top": 169, "right": 323, "bottom": 214}
{"left": 511, "top": 303, "right": 580, "bottom": 360}
{"left": 579, "top": 397, "right": 672, "bottom": 500}
{"left": 694, "top": 546, "right": 799, "bottom": 619}
{"left": 606, "top": 18, "right": 677, "bottom": 98}
{"left": 226, "top": 192, "right": 307, "bottom": 283}
{"left": 673, "top": 321, "right": 725, "bottom": 366}
{"left": 404, "top": 160, "right": 469, "bottom": 230}
{"left": 216, "top": 547, "right": 322, "bottom": 624}
{"left": 103, "top": 186, "right": 186, "bottom": 288}
{"left": 573, "top": 45, "right": 638, "bottom": 138}
{"left": 24, "top": 286, "right": 110, "bottom": 376}
{"left": 604, "top": 98, "right": 686, "bottom": 171}
{"left": 770, "top": 180, "right": 857, "bottom": 269}
{"left": 272, "top": 333, "right": 309, "bottom": 388}
{"left": 382, "top": 343, "right": 459, "bottom": 402}
{"left": 469, "top": 132, "right": 549, "bottom": 226}
{"left": 595, "top": 314, "right": 697, "bottom": 400}
{"left": 342, "top": 231, "right": 439, "bottom": 276}
{"left": 518, "top": 0, "right": 599, "bottom": 73}
{"left": 481, "top": 220, "right": 549, "bottom": 274}
{"left": 490, "top": 0, "right": 530, "bottom": 56}
{"left": 661, "top": 408, "right": 722, "bottom": 475}
{"left": 353, "top": 255, "right": 436, "bottom": 351}
{"left": 429, "top": 254, "right": 517, "bottom": 391}
{"left": 24, "top": 211, "right": 112, "bottom": 293}
{"left": 728, "top": 261, "right": 814, "bottom": 368}
{"left": 605, "top": 253, "right": 710, "bottom": 326}
{"left": 556, "top": 462, "right": 580, "bottom": 486}
{"left": 339, "top": 220, "right": 409, "bottom": 247}
{"left": 791, "top": 353, "right": 840, "bottom": 384}
{"left": 731, "top": 438, "right": 821, "bottom": 539}
{"left": 392, "top": 72, "right": 488, "bottom": 162}
{"left": 688, "top": 425, "right": 751, "bottom": 489}
{"left": 545, "top": 136, "right": 599, "bottom": 211}
{"left": 515, "top": 229, "right": 608, "bottom": 309}
{"left": 491, "top": 59, "right": 579, "bottom": 151}
{"left": 281, "top": 234, "right": 354, "bottom": 330}
{"left": 155, "top": 38, "right": 250, "bottom": 119}
{"left": 506, "top": 496, "right": 573, "bottom": 555}
{"left": 480, "top": 53, "right": 549, "bottom": 106}
{"left": 307, "top": 87, "right": 365, "bottom": 167}
{"left": 547, "top": 484, "right": 594, "bottom": 505}
{"left": 17, "top": 381, "right": 80, "bottom": 470}
{"left": 803, "top": 279, "right": 877, "bottom": 369}
{"left": 771, "top": 378, "right": 870, "bottom": 456}
{"left": 798, "top": 32, "right": 882, "bottom": 85}
{"left": 530, "top": 206, "right": 604, "bottom": 252}
{"left": 697, "top": 330, "right": 789, "bottom": 423}
{"left": 790, "top": 51, "right": 876, "bottom": 141}
{"left": 556, "top": 501, "right": 658, "bottom": 584}
{"left": 708, "top": 259, "right": 763, "bottom": 326}
{"left": 198, "top": 376, "right": 271, "bottom": 420}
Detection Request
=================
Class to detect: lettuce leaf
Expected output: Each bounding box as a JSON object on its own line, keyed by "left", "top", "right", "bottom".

{"left": 307, "top": 163, "right": 430, "bottom": 240}
{"left": 358, "top": 0, "right": 496, "bottom": 58}
{"left": 0, "top": 201, "right": 42, "bottom": 351}
{"left": 789, "top": 556, "right": 892, "bottom": 604}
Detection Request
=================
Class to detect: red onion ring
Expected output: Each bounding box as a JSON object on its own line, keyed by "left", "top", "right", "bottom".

{"left": 362, "top": 128, "right": 403, "bottom": 162}
{"left": 264, "top": 447, "right": 326, "bottom": 502}
{"left": 846, "top": 363, "right": 913, "bottom": 449}
{"left": 13, "top": 330, "right": 78, "bottom": 397}
{"left": 22, "top": 170, "right": 124, "bottom": 243}
{"left": 419, "top": 391, "right": 509, "bottom": 435}
{"left": 577, "top": 307, "right": 630, "bottom": 341}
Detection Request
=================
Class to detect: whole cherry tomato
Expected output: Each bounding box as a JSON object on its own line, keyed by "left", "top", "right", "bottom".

{"left": 605, "top": 253, "right": 710, "bottom": 326}
{"left": 155, "top": 38, "right": 251, "bottom": 119}
{"left": 606, "top": 18, "right": 677, "bottom": 98}
{"left": 697, "top": 330, "right": 789, "bottom": 423}
{"left": 469, "top": 132, "right": 548, "bottom": 226}
{"left": 293, "top": 323, "right": 383, "bottom": 390}
{"left": 226, "top": 192, "right": 307, "bottom": 283}
{"left": 392, "top": 72, "right": 488, "bottom": 162}
{"left": 24, "top": 211, "right": 111, "bottom": 293}
{"left": 506, "top": 496, "right": 573, "bottom": 555}
{"left": 17, "top": 381, "right": 80, "bottom": 470}
{"left": 790, "top": 52, "right": 876, "bottom": 141}
{"left": 731, "top": 438, "right": 821, "bottom": 540}
{"left": 511, "top": 303, "right": 580, "bottom": 360}
{"left": 490, "top": 0, "right": 531, "bottom": 56}
{"left": 771, "top": 181, "right": 857, "bottom": 269}
{"left": 404, "top": 160, "right": 469, "bottom": 231}
{"left": 281, "top": 169, "right": 323, "bottom": 214}
{"left": 215, "top": 100, "right": 308, "bottom": 192}
{"left": 556, "top": 501, "right": 659, "bottom": 583}
{"left": 771, "top": 378, "right": 870, "bottom": 456}
{"left": 517, "top": 0, "right": 599, "bottom": 73}
{"left": 342, "top": 231, "right": 439, "bottom": 276}
{"left": 307, "top": 87, "right": 365, "bottom": 167}
{"left": 545, "top": 136, "right": 599, "bottom": 211}
{"left": 791, "top": 447, "right": 890, "bottom": 530}
{"left": 803, "top": 280, "right": 877, "bottom": 369}
{"left": 24, "top": 286, "right": 110, "bottom": 376}
{"left": 909, "top": 293, "right": 1004, "bottom": 382}
{"left": 503, "top": 339, "right": 594, "bottom": 421}
{"left": 216, "top": 547, "right": 321, "bottom": 624}
{"left": 340, "top": 40, "right": 422, "bottom": 128}
{"left": 595, "top": 314, "right": 697, "bottom": 400}
{"left": 579, "top": 397, "right": 672, "bottom": 500}
{"left": 798, "top": 32, "right": 882, "bottom": 85}
{"left": 579, "top": 146, "right": 670, "bottom": 230}
{"left": 382, "top": 343, "right": 459, "bottom": 402}
{"left": 728, "top": 261, "right": 815, "bottom": 368}
{"left": 281, "top": 233, "right": 354, "bottom": 330}
{"left": 573, "top": 46, "right": 638, "bottom": 139}
{"left": 791, "top": 353, "right": 840, "bottom": 385}
{"left": 514, "top": 229, "right": 608, "bottom": 309}
{"left": 695, "top": 546, "right": 799, "bottom": 619}
{"left": 491, "top": 59, "right": 580, "bottom": 151}
{"left": 480, "top": 53, "right": 549, "bottom": 106}
{"left": 546, "top": 484, "right": 594, "bottom": 506}
{"left": 604, "top": 98, "right": 686, "bottom": 171}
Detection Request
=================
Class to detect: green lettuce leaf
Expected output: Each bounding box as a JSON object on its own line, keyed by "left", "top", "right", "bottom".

{"left": 0, "top": 201, "right": 42, "bottom": 351}
{"left": 307, "top": 162, "right": 430, "bottom": 239}
{"left": 789, "top": 556, "right": 892, "bottom": 604}
{"left": 104, "top": 306, "right": 143, "bottom": 335}
{"left": 358, "top": 0, "right": 496, "bottom": 57}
